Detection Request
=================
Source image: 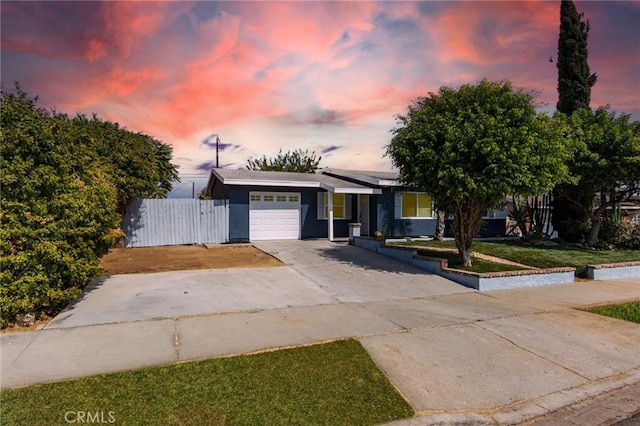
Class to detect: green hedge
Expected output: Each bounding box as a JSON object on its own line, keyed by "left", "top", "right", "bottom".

{"left": 0, "top": 87, "right": 178, "bottom": 327}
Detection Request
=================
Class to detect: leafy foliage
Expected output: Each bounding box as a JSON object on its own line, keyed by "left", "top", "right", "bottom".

{"left": 556, "top": 0, "right": 597, "bottom": 115}
{"left": 599, "top": 220, "right": 640, "bottom": 250}
{"left": 247, "top": 149, "right": 321, "bottom": 173}
{"left": 0, "top": 86, "right": 179, "bottom": 326}
{"left": 553, "top": 107, "right": 640, "bottom": 245}
{"left": 553, "top": 0, "right": 598, "bottom": 240}
{"left": 387, "top": 80, "right": 569, "bottom": 266}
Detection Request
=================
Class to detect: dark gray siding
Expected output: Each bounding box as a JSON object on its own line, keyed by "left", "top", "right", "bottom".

{"left": 225, "top": 185, "right": 353, "bottom": 241}
{"left": 374, "top": 189, "right": 436, "bottom": 237}
{"left": 229, "top": 188, "right": 249, "bottom": 242}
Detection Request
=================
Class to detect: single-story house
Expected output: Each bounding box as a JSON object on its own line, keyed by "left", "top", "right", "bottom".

{"left": 204, "top": 168, "right": 507, "bottom": 242}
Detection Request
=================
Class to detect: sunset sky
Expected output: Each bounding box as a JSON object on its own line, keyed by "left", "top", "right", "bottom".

{"left": 2, "top": 1, "right": 639, "bottom": 176}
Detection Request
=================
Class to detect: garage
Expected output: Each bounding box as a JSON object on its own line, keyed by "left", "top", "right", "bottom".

{"left": 249, "top": 191, "right": 301, "bottom": 240}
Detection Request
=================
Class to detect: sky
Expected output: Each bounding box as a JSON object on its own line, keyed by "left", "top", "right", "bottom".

{"left": 2, "top": 1, "right": 639, "bottom": 176}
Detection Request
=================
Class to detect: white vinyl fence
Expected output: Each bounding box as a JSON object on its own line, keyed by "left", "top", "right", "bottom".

{"left": 122, "top": 199, "right": 229, "bottom": 247}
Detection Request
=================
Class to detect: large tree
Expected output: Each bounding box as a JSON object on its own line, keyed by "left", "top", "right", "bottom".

{"left": 387, "top": 80, "right": 569, "bottom": 267}
{"left": 553, "top": 0, "right": 598, "bottom": 241}
{"left": 247, "top": 149, "right": 321, "bottom": 173}
{"left": 556, "top": 0, "right": 597, "bottom": 114}
{"left": 555, "top": 107, "right": 640, "bottom": 246}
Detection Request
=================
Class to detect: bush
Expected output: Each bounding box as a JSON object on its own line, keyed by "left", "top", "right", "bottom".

{"left": 599, "top": 219, "right": 640, "bottom": 250}
{"left": 0, "top": 86, "right": 178, "bottom": 327}
{"left": 557, "top": 218, "right": 591, "bottom": 243}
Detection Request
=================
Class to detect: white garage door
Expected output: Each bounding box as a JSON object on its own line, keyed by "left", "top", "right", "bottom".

{"left": 249, "top": 192, "right": 301, "bottom": 240}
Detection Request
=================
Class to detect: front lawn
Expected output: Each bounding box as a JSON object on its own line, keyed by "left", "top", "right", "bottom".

{"left": 415, "top": 249, "right": 527, "bottom": 273}
{"left": 399, "top": 240, "right": 640, "bottom": 276}
{"left": 0, "top": 339, "right": 413, "bottom": 425}
{"left": 583, "top": 300, "right": 640, "bottom": 324}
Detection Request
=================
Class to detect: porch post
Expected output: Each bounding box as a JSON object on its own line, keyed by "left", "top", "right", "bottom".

{"left": 328, "top": 191, "right": 334, "bottom": 242}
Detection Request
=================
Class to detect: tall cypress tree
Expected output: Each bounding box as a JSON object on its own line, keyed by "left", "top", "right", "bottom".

{"left": 552, "top": 0, "right": 598, "bottom": 242}
{"left": 557, "top": 0, "right": 597, "bottom": 114}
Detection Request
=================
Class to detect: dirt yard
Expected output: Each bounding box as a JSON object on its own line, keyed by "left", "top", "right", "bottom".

{"left": 99, "top": 244, "right": 283, "bottom": 275}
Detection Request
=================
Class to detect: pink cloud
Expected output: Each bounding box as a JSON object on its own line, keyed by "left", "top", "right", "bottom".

{"left": 2, "top": 0, "right": 638, "bottom": 173}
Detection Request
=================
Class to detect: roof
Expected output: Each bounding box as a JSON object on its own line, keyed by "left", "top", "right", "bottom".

{"left": 211, "top": 168, "right": 382, "bottom": 194}
{"left": 321, "top": 168, "right": 401, "bottom": 187}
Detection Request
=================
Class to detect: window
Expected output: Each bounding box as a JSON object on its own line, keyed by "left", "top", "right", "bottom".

{"left": 401, "top": 193, "right": 432, "bottom": 218}
{"left": 324, "top": 193, "right": 345, "bottom": 219}
{"left": 250, "top": 194, "right": 261, "bottom": 201}
{"left": 289, "top": 195, "right": 299, "bottom": 202}
{"left": 317, "top": 192, "right": 351, "bottom": 220}
{"left": 276, "top": 195, "right": 287, "bottom": 202}
{"left": 263, "top": 195, "right": 274, "bottom": 202}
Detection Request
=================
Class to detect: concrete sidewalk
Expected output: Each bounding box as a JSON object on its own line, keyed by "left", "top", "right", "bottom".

{"left": 2, "top": 239, "right": 639, "bottom": 423}
{"left": 2, "top": 277, "right": 638, "bottom": 424}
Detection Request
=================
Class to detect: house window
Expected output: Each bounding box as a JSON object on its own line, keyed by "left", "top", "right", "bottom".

{"left": 289, "top": 195, "right": 299, "bottom": 202}
{"left": 263, "top": 195, "right": 274, "bottom": 202}
{"left": 317, "top": 192, "right": 352, "bottom": 220}
{"left": 401, "top": 193, "right": 433, "bottom": 218}
{"left": 250, "top": 195, "right": 261, "bottom": 201}
{"left": 276, "top": 195, "right": 287, "bottom": 202}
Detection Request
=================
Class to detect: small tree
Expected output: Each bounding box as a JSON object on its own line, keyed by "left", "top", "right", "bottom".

{"left": 387, "top": 80, "right": 569, "bottom": 267}
{"left": 555, "top": 107, "right": 640, "bottom": 246}
{"left": 247, "top": 149, "right": 321, "bottom": 173}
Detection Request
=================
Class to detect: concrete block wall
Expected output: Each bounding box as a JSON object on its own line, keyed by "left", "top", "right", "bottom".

{"left": 352, "top": 237, "right": 576, "bottom": 291}
{"left": 585, "top": 262, "right": 640, "bottom": 280}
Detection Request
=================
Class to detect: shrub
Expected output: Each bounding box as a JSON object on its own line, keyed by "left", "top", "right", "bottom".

{"left": 0, "top": 86, "right": 178, "bottom": 327}
{"left": 557, "top": 218, "right": 591, "bottom": 243}
{"left": 599, "top": 219, "right": 640, "bottom": 250}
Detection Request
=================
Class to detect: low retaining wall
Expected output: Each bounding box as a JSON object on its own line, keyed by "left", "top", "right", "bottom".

{"left": 352, "top": 237, "right": 576, "bottom": 291}
{"left": 585, "top": 262, "right": 640, "bottom": 280}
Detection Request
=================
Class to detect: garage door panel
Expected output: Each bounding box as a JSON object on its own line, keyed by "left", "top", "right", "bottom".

{"left": 249, "top": 192, "right": 300, "bottom": 241}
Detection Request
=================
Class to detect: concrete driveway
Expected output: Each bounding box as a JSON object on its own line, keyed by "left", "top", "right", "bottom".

{"left": 46, "top": 240, "right": 468, "bottom": 329}
{"left": 3, "top": 240, "right": 639, "bottom": 424}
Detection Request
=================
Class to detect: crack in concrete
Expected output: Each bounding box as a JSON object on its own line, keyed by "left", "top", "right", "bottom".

{"left": 173, "top": 320, "right": 180, "bottom": 361}
{"left": 474, "top": 322, "right": 590, "bottom": 381}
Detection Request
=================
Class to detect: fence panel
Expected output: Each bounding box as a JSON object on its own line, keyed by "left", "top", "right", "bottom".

{"left": 122, "top": 199, "right": 229, "bottom": 247}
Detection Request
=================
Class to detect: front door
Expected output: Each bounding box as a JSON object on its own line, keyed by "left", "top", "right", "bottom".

{"left": 358, "top": 195, "right": 370, "bottom": 236}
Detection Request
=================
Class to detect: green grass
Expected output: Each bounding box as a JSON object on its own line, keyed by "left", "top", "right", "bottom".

{"left": 398, "top": 240, "right": 640, "bottom": 276}
{"left": 583, "top": 300, "right": 640, "bottom": 324}
{"left": 415, "top": 249, "right": 527, "bottom": 273}
{"left": 0, "top": 339, "right": 413, "bottom": 426}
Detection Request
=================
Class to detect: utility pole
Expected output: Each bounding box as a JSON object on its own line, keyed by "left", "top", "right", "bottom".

{"left": 216, "top": 134, "right": 220, "bottom": 168}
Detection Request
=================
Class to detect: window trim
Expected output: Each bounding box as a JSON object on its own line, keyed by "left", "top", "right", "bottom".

{"left": 318, "top": 192, "right": 351, "bottom": 220}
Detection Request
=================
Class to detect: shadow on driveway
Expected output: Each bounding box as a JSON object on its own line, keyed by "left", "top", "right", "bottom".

{"left": 314, "top": 244, "right": 428, "bottom": 275}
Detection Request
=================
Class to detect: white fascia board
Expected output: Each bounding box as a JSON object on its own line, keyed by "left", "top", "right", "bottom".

{"left": 320, "top": 183, "right": 381, "bottom": 194}
{"left": 223, "top": 179, "right": 320, "bottom": 188}
{"left": 378, "top": 179, "right": 401, "bottom": 187}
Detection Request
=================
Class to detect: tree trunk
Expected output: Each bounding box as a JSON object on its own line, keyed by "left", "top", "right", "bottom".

{"left": 458, "top": 245, "right": 473, "bottom": 268}
{"left": 435, "top": 210, "right": 445, "bottom": 241}
{"left": 454, "top": 208, "right": 475, "bottom": 268}
{"left": 586, "top": 216, "right": 601, "bottom": 247}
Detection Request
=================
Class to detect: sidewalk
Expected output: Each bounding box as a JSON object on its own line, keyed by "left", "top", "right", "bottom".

{"left": 2, "top": 277, "right": 639, "bottom": 425}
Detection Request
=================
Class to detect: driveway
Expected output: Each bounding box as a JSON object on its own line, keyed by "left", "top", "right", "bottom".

{"left": 253, "top": 240, "right": 471, "bottom": 303}
{"left": 3, "top": 239, "right": 639, "bottom": 425}
{"left": 46, "top": 240, "right": 468, "bottom": 329}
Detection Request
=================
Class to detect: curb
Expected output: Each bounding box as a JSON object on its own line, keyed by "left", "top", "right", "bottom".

{"left": 384, "top": 368, "right": 640, "bottom": 425}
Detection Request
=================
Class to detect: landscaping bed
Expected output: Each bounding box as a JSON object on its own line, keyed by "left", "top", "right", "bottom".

{"left": 413, "top": 249, "right": 528, "bottom": 273}
{"left": 396, "top": 240, "right": 640, "bottom": 277}
{"left": 353, "top": 237, "right": 575, "bottom": 290}
{"left": 99, "top": 244, "right": 282, "bottom": 275}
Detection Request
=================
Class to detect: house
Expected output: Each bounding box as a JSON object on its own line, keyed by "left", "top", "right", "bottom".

{"left": 204, "top": 168, "right": 507, "bottom": 242}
